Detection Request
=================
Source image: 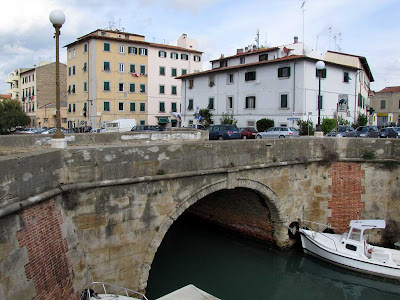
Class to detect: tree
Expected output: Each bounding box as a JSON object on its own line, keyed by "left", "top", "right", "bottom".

{"left": 220, "top": 112, "right": 237, "bottom": 125}
{"left": 356, "top": 113, "right": 368, "bottom": 127}
{"left": 337, "top": 116, "right": 350, "bottom": 126}
{"left": 297, "top": 119, "right": 314, "bottom": 136}
{"left": 196, "top": 109, "right": 213, "bottom": 127}
{"left": 256, "top": 118, "right": 274, "bottom": 132}
{"left": 321, "top": 118, "right": 337, "bottom": 135}
{"left": 0, "top": 99, "right": 30, "bottom": 134}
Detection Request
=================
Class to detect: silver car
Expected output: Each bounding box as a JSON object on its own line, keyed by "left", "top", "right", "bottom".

{"left": 256, "top": 127, "right": 299, "bottom": 139}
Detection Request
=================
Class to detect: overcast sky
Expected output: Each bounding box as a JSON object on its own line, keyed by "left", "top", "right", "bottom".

{"left": 1, "top": 0, "right": 399, "bottom": 94}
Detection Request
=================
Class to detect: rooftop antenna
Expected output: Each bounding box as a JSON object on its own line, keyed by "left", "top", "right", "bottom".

{"left": 255, "top": 29, "right": 260, "bottom": 49}
{"left": 265, "top": 32, "right": 268, "bottom": 47}
{"left": 333, "top": 35, "right": 337, "bottom": 51}
{"left": 328, "top": 26, "right": 332, "bottom": 50}
{"left": 301, "top": 1, "right": 306, "bottom": 54}
{"left": 338, "top": 33, "right": 342, "bottom": 52}
{"left": 316, "top": 35, "right": 319, "bottom": 51}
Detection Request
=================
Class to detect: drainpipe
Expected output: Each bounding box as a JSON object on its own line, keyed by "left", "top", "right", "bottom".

{"left": 183, "top": 79, "right": 187, "bottom": 126}
{"left": 354, "top": 70, "right": 358, "bottom": 125}
{"left": 293, "top": 60, "right": 296, "bottom": 118}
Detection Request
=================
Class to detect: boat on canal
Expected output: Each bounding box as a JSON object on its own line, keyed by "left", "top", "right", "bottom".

{"left": 299, "top": 219, "right": 400, "bottom": 279}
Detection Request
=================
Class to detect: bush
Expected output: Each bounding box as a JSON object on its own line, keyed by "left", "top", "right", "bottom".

{"left": 321, "top": 118, "right": 337, "bottom": 135}
{"left": 353, "top": 113, "right": 368, "bottom": 128}
{"left": 256, "top": 118, "right": 274, "bottom": 132}
{"left": 220, "top": 112, "right": 237, "bottom": 125}
{"left": 297, "top": 119, "right": 314, "bottom": 136}
{"left": 337, "top": 116, "right": 350, "bottom": 126}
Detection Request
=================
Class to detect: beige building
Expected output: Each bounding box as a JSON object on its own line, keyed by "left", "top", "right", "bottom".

{"left": 19, "top": 62, "right": 67, "bottom": 128}
{"left": 369, "top": 86, "right": 400, "bottom": 126}
{"left": 5, "top": 68, "right": 28, "bottom": 100}
{"left": 64, "top": 29, "right": 202, "bottom": 129}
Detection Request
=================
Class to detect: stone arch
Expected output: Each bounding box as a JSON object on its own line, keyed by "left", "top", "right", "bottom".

{"left": 138, "top": 176, "right": 285, "bottom": 290}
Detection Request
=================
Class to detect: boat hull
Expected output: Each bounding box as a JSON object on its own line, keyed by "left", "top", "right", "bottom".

{"left": 300, "top": 230, "right": 400, "bottom": 279}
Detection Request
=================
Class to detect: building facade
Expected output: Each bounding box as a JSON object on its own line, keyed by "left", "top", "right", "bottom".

{"left": 5, "top": 69, "right": 28, "bottom": 100}
{"left": 65, "top": 30, "right": 202, "bottom": 129}
{"left": 369, "top": 86, "right": 400, "bottom": 126}
{"left": 178, "top": 39, "right": 373, "bottom": 129}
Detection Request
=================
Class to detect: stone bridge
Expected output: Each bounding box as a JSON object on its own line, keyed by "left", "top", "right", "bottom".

{"left": 0, "top": 133, "right": 399, "bottom": 299}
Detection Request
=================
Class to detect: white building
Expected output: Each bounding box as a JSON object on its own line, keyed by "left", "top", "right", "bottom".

{"left": 178, "top": 37, "right": 373, "bottom": 129}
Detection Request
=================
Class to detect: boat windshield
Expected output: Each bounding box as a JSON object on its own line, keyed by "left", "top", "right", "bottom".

{"left": 348, "top": 228, "right": 362, "bottom": 242}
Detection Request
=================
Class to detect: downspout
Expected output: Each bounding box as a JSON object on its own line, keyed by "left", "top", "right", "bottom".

{"left": 183, "top": 79, "right": 187, "bottom": 126}
{"left": 293, "top": 60, "right": 296, "bottom": 118}
{"left": 354, "top": 70, "right": 358, "bottom": 125}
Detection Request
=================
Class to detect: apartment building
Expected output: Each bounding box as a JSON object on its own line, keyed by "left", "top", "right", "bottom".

{"left": 177, "top": 38, "right": 373, "bottom": 129}
{"left": 65, "top": 29, "right": 202, "bottom": 129}
{"left": 19, "top": 62, "right": 67, "bottom": 128}
{"left": 369, "top": 86, "right": 400, "bottom": 126}
{"left": 5, "top": 68, "right": 28, "bottom": 100}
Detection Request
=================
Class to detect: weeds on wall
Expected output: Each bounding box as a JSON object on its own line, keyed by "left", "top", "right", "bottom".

{"left": 319, "top": 149, "right": 339, "bottom": 166}
{"left": 62, "top": 187, "right": 79, "bottom": 210}
{"left": 157, "top": 169, "right": 165, "bottom": 175}
{"left": 362, "top": 150, "right": 376, "bottom": 160}
{"left": 378, "top": 161, "right": 400, "bottom": 171}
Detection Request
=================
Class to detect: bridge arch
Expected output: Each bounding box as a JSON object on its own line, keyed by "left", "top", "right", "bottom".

{"left": 139, "top": 177, "right": 286, "bottom": 290}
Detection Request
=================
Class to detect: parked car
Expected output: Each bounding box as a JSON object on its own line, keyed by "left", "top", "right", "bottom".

{"left": 256, "top": 127, "right": 299, "bottom": 139}
{"left": 239, "top": 127, "right": 258, "bottom": 139}
{"left": 208, "top": 125, "right": 241, "bottom": 140}
{"left": 379, "top": 127, "right": 399, "bottom": 138}
{"left": 326, "top": 126, "right": 355, "bottom": 137}
{"left": 188, "top": 124, "right": 205, "bottom": 130}
{"left": 352, "top": 126, "right": 379, "bottom": 138}
{"left": 131, "top": 125, "right": 159, "bottom": 132}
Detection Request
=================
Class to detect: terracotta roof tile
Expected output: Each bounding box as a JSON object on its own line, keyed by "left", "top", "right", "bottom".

{"left": 377, "top": 86, "right": 400, "bottom": 93}
{"left": 210, "top": 47, "right": 279, "bottom": 62}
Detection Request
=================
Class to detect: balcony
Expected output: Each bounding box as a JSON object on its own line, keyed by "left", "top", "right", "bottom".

{"left": 5, "top": 74, "right": 19, "bottom": 83}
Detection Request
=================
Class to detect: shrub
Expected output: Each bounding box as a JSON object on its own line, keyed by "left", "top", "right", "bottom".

{"left": 220, "top": 112, "right": 237, "bottom": 125}
{"left": 297, "top": 119, "right": 314, "bottom": 136}
{"left": 256, "top": 118, "right": 274, "bottom": 132}
{"left": 321, "top": 118, "right": 337, "bottom": 135}
{"left": 362, "top": 150, "right": 375, "bottom": 160}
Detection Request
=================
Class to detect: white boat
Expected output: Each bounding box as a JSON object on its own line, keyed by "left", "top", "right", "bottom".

{"left": 81, "top": 282, "right": 148, "bottom": 300}
{"left": 299, "top": 219, "right": 400, "bottom": 279}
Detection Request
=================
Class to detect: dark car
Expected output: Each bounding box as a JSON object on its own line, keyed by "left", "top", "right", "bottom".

{"left": 240, "top": 127, "right": 258, "bottom": 139}
{"left": 208, "top": 125, "right": 241, "bottom": 140}
{"left": 326, "top": 126, "right": 355, "bottom": 137}
{"left": 131, "top": 125, "right": 159, "bottom": 132}
{"left": 353, "top": 126, "right": 379, "bottom": 138}
{"left": 379, "top": 127, "right": 399, "bottom": 138}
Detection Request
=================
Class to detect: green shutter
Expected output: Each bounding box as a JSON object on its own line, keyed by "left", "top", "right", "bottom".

{"left": 130, "top": 65, "right": 135, "bottom": 73}
{"left": 130, "top": 84, "right": 135, "bottom": 92}
{"left": 160, "top": 102, "right": 165, "bottom": 112}
{"left": 140, "top": 65, "right": 146, "bottom": 74}
{"left": 130, "top": 102, "right": 135, "bottom": 111}
{"left": 140, "top": 103, "right": 145, "bottom": 112}
{"left": 160, "top": 85, "right": 165, "bottom": 94}
{"left": 104, "top": 102, "right": 109, "bottom": 111}
{"left": 172, "top": 102, "right": 177, "bottom": 112}
{"left": 188, "top": 99, "right": 193, "bottom": 110}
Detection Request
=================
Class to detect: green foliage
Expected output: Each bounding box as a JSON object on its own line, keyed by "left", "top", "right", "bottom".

{"left": 356, "top": 113, "right": 368, "bottom": 127}
{"left": 220, "top": 112, "right": 237, "bottom": 125}
{"left": 297, "top": 119, "right": 314, "bottom": 136}
{"left": 337, "top": 116, "right": 350, "bottom": 126}
{"left": 0, "top": 99, "right": 30, "bottom": 134}
{"left": 256, "top": 118, "right": 274, "bottom": 132}
{"left": 196, "top": 109, "right": 213, "bottom": 126}
{"left": 362, "top": 150, "right": 376, "bottom": 160}
{"left": 321, "top": 118, "right": 337, "bottom": 135}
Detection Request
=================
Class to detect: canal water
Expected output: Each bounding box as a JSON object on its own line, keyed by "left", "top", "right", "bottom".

{"left": 146, "top": 214, "right": 400, "bottom": 300}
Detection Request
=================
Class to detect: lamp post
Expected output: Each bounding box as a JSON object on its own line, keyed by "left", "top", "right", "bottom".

{"left": 316, "top": 60, "right": 325, "bottom": 132}
{"left": 49, "top": 10, "right": 65, "bottom": 141}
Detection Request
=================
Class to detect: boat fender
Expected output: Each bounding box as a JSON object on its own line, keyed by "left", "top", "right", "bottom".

{"left": 80, "top": 288, "right": 97, "bottom": 300}
{"left": 322, "top": 228, "right": 335, "bottom": 234}
{"left": 288, "top": 221, "right": 300, "bottom": 239}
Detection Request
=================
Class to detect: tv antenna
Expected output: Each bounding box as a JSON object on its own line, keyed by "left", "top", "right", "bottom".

{"left": 301, "top": 1, "right": 306, "bottom": 54}
{"left": 255, "top": 29, "right": 260, "bottom": 49}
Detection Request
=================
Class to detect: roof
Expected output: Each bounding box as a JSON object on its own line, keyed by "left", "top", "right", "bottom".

{"left": 0, "top": 94, "right": 11, "bottom": 99}
{"left": 177, "top": 55, "right": 359, "bottom": 79}
{"left": 327, "top": 50, "right": 374, "bottom": 82}
{"left": 377, "top": 86, "right": 400, "bottom": 93}
{"left": 210, "top": 47, "right": 279, "bottom": 63}
{"left": 349, "top": 220, "right": 386, "bottom": 230}
{"left": 149, "top": 43, "right": 203, "bottom": 54}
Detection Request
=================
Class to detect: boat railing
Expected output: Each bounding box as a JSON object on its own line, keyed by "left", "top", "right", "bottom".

{"left": 86, "top": 282, "right": 149, "bottom": 300}
{"left": 319, "top": 233, "right": 339, "bottom": 251}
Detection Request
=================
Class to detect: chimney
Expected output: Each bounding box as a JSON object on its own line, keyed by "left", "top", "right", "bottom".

{"left": 237, "top": 48, "right": 244, "bottom": 54}
{"left": 245, "top": 47, "right": 248, "bottom": 52}
{"left": 294, "top": 36, "right": 298, "bottom": 43}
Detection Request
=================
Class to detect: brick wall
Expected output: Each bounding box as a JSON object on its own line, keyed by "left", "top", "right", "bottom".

{"left": 17, "top": 199, "right": 77, "bottom": 300}
{"left": 36, "top": 62, "right": 67, "bottom": 107}
{"left": 328, "top": 162, "right": 365, "bottom": 232}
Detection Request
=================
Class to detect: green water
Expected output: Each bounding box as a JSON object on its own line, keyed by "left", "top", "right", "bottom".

{"left": 146, "top": 214, "right": 400, "bottom": 300}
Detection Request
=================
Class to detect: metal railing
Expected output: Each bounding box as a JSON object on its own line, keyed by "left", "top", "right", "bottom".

{"left": 84, "top": 282, "right": 148, "bottom": 300}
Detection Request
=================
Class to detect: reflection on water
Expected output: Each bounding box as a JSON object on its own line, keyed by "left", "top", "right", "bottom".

{"left": 146, "top": 214, "right": 400, "bottom": 300}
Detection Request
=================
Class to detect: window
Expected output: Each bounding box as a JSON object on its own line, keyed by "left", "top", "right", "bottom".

{"left": 130, "top": 83, "right": 135, "bottom": 93}
{"left": 171, "top": 52, "right": 178, "bottom": 59}
{"left": 171, "top": 86, "right": 177, "bottom": 95}
{"left": 104, "top": 101, "right": 110, "bottom": 111}
{"left": 130, "top": 64, "right": 136, "bottom": 73}
{"left": 160, "top": 66, "right": 165, "bottom": 76}
{"left": 188, "top": 99, "right": 194, "bottom": 110}
{"left": 140, "top": 84, "right": 146, "bottom": 93}
{"left": 119, "top": 83, "right": 124, "bottom": 92}
{"left": 130, "top": 102, "right": 136, "bottom": 112}
{"left": 259, "top": 54, "right": 268, "bottom": 61}
{"left": 139, "top": 48, "right": 148, "bottom": 56}
{"left": 170, "top": 68, "right": 177, "bottom": 77}
{"left": 72, "top": 66, "right": 76, "bottom": 75}
{"left": 118, "top": 102, "right": 124, "bottom": 111}
{"left": 227, "top": 96, "right": 233, "bottom": 110}
{"left": 73, "top": 104, "right": 76, "bottom": 112}
{"left": 245, "top": 96, "right": 256, "bottom": 109}
{"left": 140, "top": 120, "right": 145, "bottom": 125}
{"left": 84, "top": 44, "right": 88, "bottom": 53}
{"left": 344, "top": 72, "right": 350, "bottom": 82}
{"left": 189, "top": 79, "right": 194, "bottom": 89}
{"left": 104, "top": 61, "right": 110, "bottom": 71}
{"left": 245, "top": 71, "right": 256, "bottom": 81}
{"left": 73, "top": 49, "right": 76, "bottom": 58}
{"left": 194, "top": 55, "right": 201, "bottom": 62}
{"left": 68, "top": 104, "right": 71, "bottom": 113}
{"left": 104, "top": 81, "right": 110, "bottom": 91}
{"left": 358, "top": 94, "right": 363, "bottom": 107}
{"left": 240, "top": 57, "right": 245, "bottom": 64}
{"left": 72, "top": 84, "right": 76, "bottom": 94}
{"left": 140, "top": 65, "right": 146, "bottom": 74}
{"left": 68, "top": 67, "right": 71, "bottom": 76}
{"left": 83, "top": 62, "right": 87, "bottom": 72}
{"left": 381, "top": 100, "right": 386, "bottom": 109}
{"left": 399, "top": 100, "right": 400, "bottom": 109}
{"left": 318, "top": 95, "right": 323, "bottom": 110}
{"left": 84, "top": 82, "right": 87, "bottom": 92}
{"left": 316, "top": 68, "right": 327, "bottom": 78}
{"left": 159, "top": 50, "right": 167, "bottom": 58}
{"left": 68, "top": 50, "right": 72, "bottom": 59}
{"left": 119, "top": 63, "right": 125, "bottom": 72}
{"left": 278, "top": 67, "right": 291, "bottom": 78}
{"left": 209, "top": 76, "right": 215, "bottom": 87}
{"left": 227, "top": 73, "right": 234, "bottom": 84}
{"left": 140, "top": 102, "right": 146, "bottom": 112}
{"left": 32, "top": 75, "right": 34, "bottom": 81}
{"left": 159, "top": 102, "right": 165, "bottom": 112}
{"left": 128, "top": 46, "right": 138, "bottom": 54}
{"left": 220, "top": 60, "right": 227, "bottom": 68}
{"left": 182, "top": 69, "right": 187, "bottom": 75}
{"left": 280, "top": 94, "right": 288, "bottom": 108}
{"left": 181, "top": 54, "right": 189, "bottom": 60}
{"left": 119, "top": 45, "right": 125, "bottom": 53}
{"left": 172, "top": 102, "right": 177, "bottom": 112}
{"left": 159, "top": 85, "right": 165, "bottom": 94}
{"left": 104, "top": 43, "right": 110, "bottom": 52}
{"left": 208, "top": 98, "right": 214, "bottom": 109}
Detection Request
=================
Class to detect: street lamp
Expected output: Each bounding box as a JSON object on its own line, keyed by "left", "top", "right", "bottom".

{"left": 316, "top": 60, "right": 325, "bottom": 132}
{"left": 49, "top": 10, "right": 66, "bottom": 142}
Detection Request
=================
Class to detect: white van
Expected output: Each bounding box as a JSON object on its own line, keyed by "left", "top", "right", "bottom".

{"left": 104, "top": 119, "right": 137, "bottom": 132}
